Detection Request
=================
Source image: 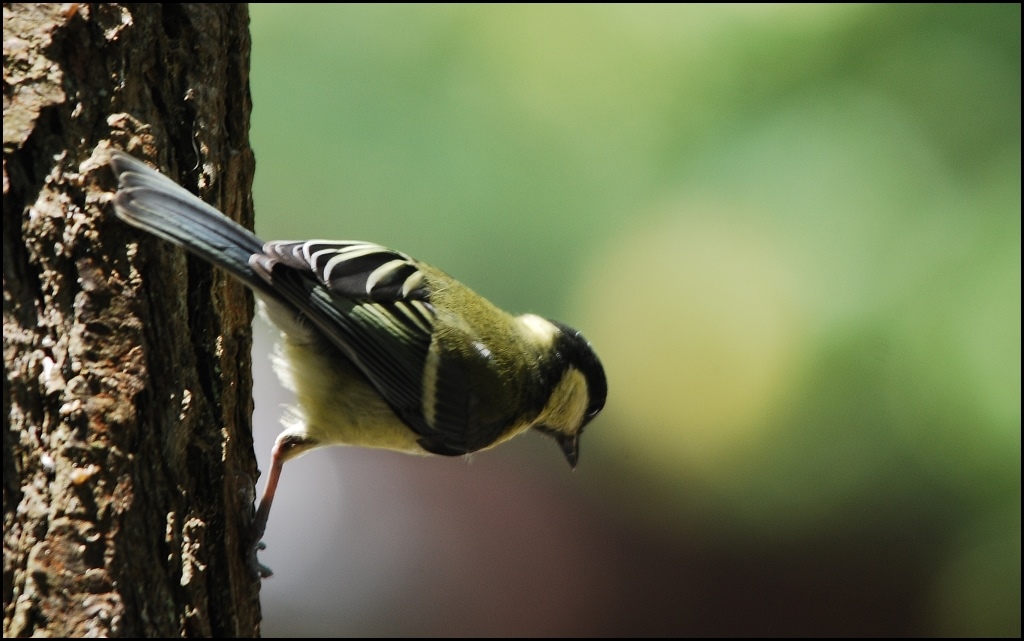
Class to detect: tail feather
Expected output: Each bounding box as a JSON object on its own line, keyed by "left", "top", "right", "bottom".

{"left": 110, "top": 151, "right": 269, "bottom": 294}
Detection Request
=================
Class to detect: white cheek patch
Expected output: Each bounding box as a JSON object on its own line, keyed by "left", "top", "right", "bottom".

{"left": 537, "top": 367, "right": 588, "bottom": 434}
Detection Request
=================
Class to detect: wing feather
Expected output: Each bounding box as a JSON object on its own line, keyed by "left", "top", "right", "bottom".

{"left": 252, "top": 240, "right": 475, "bottom": 451}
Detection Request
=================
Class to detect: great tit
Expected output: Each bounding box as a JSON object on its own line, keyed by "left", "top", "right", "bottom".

{"left": 108, "top": 151, "right": 607, "bottom": 548}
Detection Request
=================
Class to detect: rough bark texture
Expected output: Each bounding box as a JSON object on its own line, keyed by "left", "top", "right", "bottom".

{"left": 3, "top": 4, "right": 261, "bottom": 636}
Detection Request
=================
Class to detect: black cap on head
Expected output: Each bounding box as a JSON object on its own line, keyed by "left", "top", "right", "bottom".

{"left": 543, "top": 321, "right": 607, "bottom": 469}
{"left": 551, "top": 321, "right": 607, "bottom": 424}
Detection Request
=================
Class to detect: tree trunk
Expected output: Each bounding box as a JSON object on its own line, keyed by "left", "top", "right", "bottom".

{"left": 4, "top": 4, "right": 261, "bottom": 636}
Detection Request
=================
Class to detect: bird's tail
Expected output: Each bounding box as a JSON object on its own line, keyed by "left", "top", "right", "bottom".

{"left": 109, "top": 150, "right": 271, "bottom": 295}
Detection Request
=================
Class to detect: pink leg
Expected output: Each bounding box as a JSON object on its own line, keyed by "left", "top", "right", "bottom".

{"left": 253, "top": 437, "right": 286, "bottom": 542}
{"left": 251, "top": 433, "right": 313, "bottom": 577}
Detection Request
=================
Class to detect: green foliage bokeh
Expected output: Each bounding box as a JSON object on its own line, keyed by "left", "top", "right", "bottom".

{"left": 250, "top": 4, "right": 1019, "bottom": 636}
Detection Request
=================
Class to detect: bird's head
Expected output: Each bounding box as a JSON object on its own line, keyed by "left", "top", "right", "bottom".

{"left": 521, "top": 316, "right": 607, "bottom": 469}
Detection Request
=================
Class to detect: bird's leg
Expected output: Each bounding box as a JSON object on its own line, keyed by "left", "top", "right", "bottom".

{"left": 251, "top": 438, "right": 287, "bottom": 578}
{"left": 253, "top": 441, "right": 285, "bottom": 541}
{"left": 251, "top": 433, "right": 316, "bottom": 578}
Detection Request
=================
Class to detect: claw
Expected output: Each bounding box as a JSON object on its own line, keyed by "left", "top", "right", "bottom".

{"left": 249, "top": 539, "right": 273, "bottom": 579}
{"left": 257, "top": 559, "right": 274, "bottom": 579}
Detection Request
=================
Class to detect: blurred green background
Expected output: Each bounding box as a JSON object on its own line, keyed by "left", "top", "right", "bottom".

{"left": 247, "top": 4, "right": 1020, "bottom": 636}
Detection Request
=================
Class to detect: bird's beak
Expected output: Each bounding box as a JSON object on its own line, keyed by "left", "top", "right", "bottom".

{"left": 555, "top": 433, "right": 579, "bottom": 469}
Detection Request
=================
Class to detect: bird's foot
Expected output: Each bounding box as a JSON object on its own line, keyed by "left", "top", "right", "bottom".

{"left": 249, "top": 539, "right": 274, "bottom": 578}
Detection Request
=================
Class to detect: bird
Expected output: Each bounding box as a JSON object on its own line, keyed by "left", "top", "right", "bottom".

{"left": 108, "top": 150, "right": 608, "bottom": 562}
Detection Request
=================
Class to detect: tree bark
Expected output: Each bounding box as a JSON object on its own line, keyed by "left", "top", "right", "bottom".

{"left": 4, "top": 4, "right": 261, "bottom": 636}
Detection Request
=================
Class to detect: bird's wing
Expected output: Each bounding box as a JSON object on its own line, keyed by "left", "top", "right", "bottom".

{"left": 253, "top": 240, "right": 473, "bottom": 455}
